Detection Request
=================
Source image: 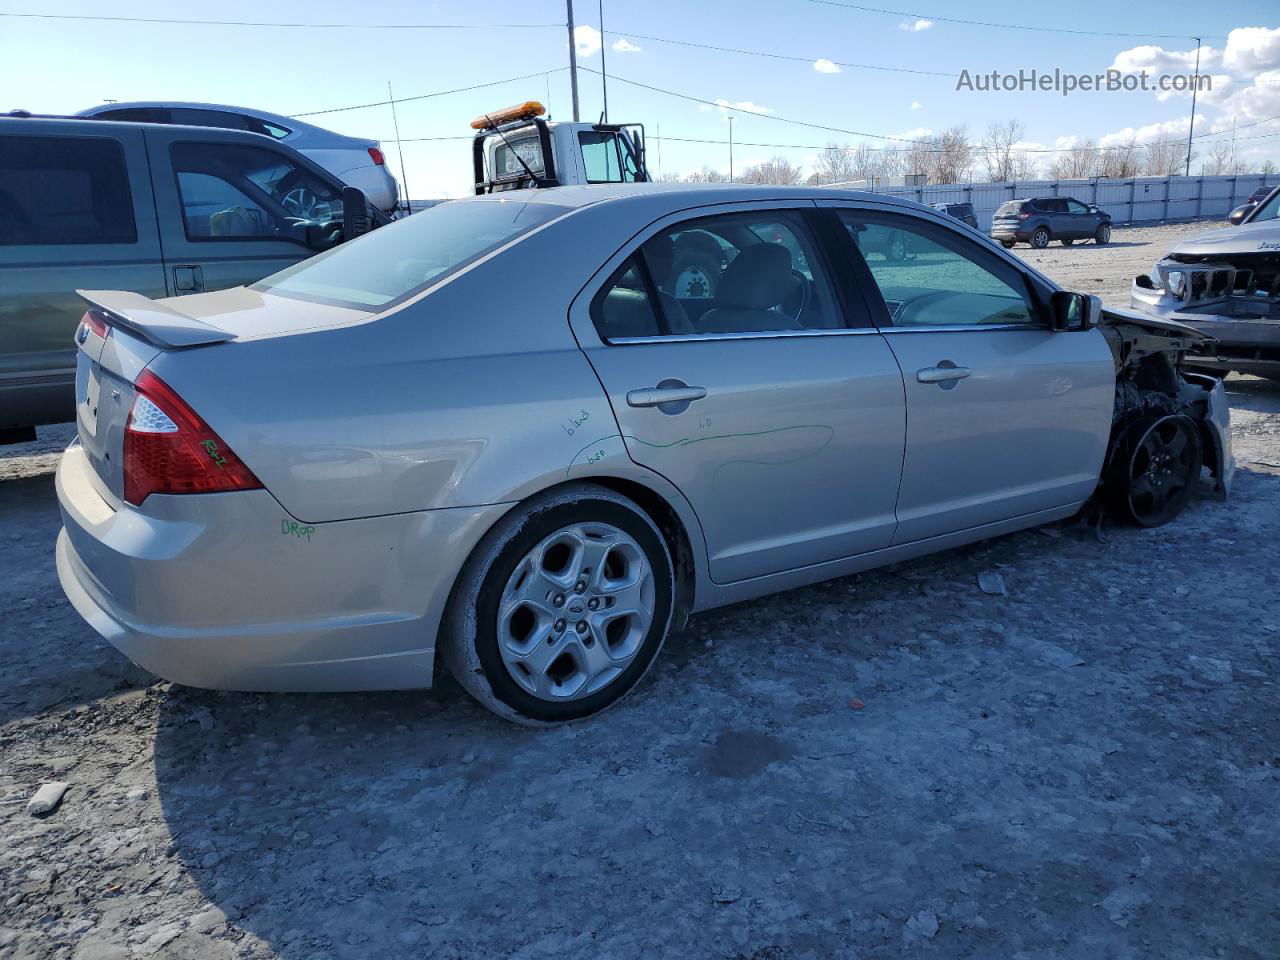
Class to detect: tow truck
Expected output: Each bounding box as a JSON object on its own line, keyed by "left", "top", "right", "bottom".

{"left": 471, "top": 101, "right": 649, "bottom": 193}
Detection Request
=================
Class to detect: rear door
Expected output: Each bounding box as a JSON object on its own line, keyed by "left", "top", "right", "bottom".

{"left": 144, "top": 129, "right": 342, "bottom": 295}
{"left": 0, "top": 123, "right": 165, "bottom": 427}
{"left": 820, "top": 202, "right": 1114, "bottom": 543}
{"left": 570, "top": 201, "right": 907, "bottom": 584}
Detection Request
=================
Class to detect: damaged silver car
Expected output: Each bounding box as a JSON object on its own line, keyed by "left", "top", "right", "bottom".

{"left": 1132, "top": 187, "right": 1280, "bottom": 379}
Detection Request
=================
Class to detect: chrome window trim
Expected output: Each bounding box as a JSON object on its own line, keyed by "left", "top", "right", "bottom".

{"left": 607, "top": 327, "right": 883, "bottom": 345}
{"left": 879, "top": 323, "right": 1046, "bottom": 334}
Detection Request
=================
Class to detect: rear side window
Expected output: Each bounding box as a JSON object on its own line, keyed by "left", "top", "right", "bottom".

{"left": 0, "top": 135, "right": 136, "bottom": 246}
{"left": 256, "top": 198, "right": 570, "bottom": 308}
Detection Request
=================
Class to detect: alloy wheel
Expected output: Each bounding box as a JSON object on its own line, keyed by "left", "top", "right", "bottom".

{"left": 496, "top": 522, "right": 655, "bottom": 702}
{"left": 1123, "top": 416, "right": 1199, "bottom": 527}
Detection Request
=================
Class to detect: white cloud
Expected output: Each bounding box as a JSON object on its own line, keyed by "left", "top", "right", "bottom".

{"left": 910, "top": 100, "right": 922, "bottom": 110}
{"left": 899, "top": 18, "right": 934, "bottom": 32}
{"left": 710, "top": 98, "right": 773, "bottom": 115}
{"left": 1098, "top": 117, "right": 1190, "bottom": 146}
{"left": 891, "top": 126, "right": 932, "bottom": 140}
{"left": 611, "top": 37, "right": 642, "bottom": 53}
{"left": 813, "top": 58, "right": 842, "bottom": 74}
{"left": 573, "top": 24, "right": 602, "bottom": 57}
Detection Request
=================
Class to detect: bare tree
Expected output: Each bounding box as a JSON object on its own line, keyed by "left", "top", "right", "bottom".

{"left": 1201, "top": 141, "right": 1240, "bottom": 176}
{"left": 1097, "top": 139, "right": 1140, "bottom": 179}
{"left": 981, "top": 119, "right": 1025, "bottom": 182}
{"left": 683, "top": 165, "right": 729, "bottom": 183}
{"left": 740, "top": 156, "right": 804, "bottom": 185}
{"left": 1142, "top": 138, "right": 1184, "bottom": 177}
{"left": 1048, "top": 139, "right": 1100, "bottom": 179}
{"left": 812, "top": 143, "right": 860, "bottom": 184}
{"left": 1262, "top": 159, "right": 1277, "bottom": 176}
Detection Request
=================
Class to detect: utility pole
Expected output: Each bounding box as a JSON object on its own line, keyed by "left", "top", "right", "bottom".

{"left": 1184, "top": 37, "right": 1200, "bottom": 177}
{"left": 728, "top": 115, "right": 734, "bottom": 182}
{"left": 388, "top": 81, "right": 410, "bottom": 215}
{"left": 1230, "top": 114, "right": 1238, "bottom": 172}
{"left": 598, "top": 0, "right": 608, "bottom": 122}
{"left": 566, "top": 0, "right": 580, "bottom": 122}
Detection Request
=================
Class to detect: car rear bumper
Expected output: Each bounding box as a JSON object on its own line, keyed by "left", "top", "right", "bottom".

{"left": 990, "top": 225, "right": 1031, "bottom": 241}
{"left": 56, "top": 443, "right": 507, "bottom": 691}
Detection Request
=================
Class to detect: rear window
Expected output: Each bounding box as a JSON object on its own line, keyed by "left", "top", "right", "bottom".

{"left": 255, "top": 199, "right": 570, "bottom": 308}
{"left": 0, "top": 135, "right": 136, "bottom": 246}
{"left": 995, "top": 201, "right": 1025, "bottom": 217}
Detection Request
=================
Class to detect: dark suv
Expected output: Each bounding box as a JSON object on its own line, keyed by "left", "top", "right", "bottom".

{"left": 929, "top": 202, "right": 979, "bottom": 230}
{"left": 991, "top": 197, "right": 1111, "bottom": 249}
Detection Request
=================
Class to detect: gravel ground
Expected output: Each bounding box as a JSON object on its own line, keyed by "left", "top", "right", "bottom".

{"left": 3, "top": 219, "right": 1279, "bottom": 960}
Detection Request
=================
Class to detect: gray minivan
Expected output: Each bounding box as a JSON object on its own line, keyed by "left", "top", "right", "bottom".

{"left": 0, "top": 115, "right": 384, "bottom": 438}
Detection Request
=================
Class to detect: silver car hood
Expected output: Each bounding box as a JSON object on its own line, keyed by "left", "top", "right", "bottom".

{"left": 1100, "top": 304, "right": 1213, "bottom": 343}
{"left": 1163, "top": 219, "right": 1280, "bottom": 256}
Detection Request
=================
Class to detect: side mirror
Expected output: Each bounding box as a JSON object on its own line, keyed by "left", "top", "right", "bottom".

{"left": 1049, "top": 290, "right": 1101, "bottom": 331}
{"left": 342, "top": 186, "right": 372, "bottom": 242}
{"left": 1228, "top": 203, "right": 1255, "bottom": 226}
{"left": 1088, "top": 204, "right": 1098, "bottom": 213}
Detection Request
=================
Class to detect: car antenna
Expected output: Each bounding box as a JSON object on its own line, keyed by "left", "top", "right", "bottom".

{"left": 482, "top": 114, "right": 541, "bottom": 186}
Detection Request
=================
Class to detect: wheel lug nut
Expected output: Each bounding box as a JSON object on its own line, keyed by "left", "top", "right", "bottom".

{"left": 552, "top": 594, "right": 565, "bottom": 608}
{"left": 573, "top": 581, "right": 587, "bottom": 594}
{"left": 575, "top": 621, "right": 588, "bottom": 635}
{"left": 587, "top": 597, "right": 599, "bottom": 610}
{"left": 554, "top": 618, "right": 566, "bottom": 633}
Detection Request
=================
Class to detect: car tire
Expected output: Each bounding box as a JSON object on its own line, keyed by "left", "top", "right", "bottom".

{"left": 1108, "top": 415, "right": 1202, "bottom": 528}
{"left": 1031, "top": 227, "right": 1051, "bottom": 249}
{"left": 1095, "top": 224, "right": 1111, "bottom": 245}
{"left": 887, "top": 233, "right": 909, "bottom": 262}
{"left": 440, "top": 483, "right": 676, "bottom": 725}
{"left": 999, "top": 239, "right": 1015, "bottom": 249}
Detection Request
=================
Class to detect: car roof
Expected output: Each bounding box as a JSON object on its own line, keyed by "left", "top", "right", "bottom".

{"left": 75, "top": 101, "right": 370, "bottom": 146}
{"left": 1, "top": 113, "right": 285, "bottom": 143}
{"left": 468, "top": 181, "right": 932, "bottom": 215}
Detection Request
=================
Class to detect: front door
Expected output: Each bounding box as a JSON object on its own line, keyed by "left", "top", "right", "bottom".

{"left": 145, "top": 131, "right": 342, "bottom": 294}
{"left": 823, "top": 204, "right": 1115, "bottom": 544}
{"left": 571, "top": 204, "right": 906, "bottom": 584}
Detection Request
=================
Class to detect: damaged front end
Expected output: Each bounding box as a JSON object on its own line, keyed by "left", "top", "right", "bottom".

{"left": 1131, "top": 220, "right": 1280, "bottom": 379}
{"left": 1099, "top": 306, "right": 1236, "bottom": 504}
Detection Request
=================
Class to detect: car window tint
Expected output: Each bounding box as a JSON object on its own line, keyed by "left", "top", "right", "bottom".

{"left": 626, "top": 211, "right": 841, "bottom": 336}
{"left": 256, "top": 198, "right": 570, "bottom": 309}
{"left": 0, "top": 135, "right": 136, "bottom": 246}
{"left": 171, "top": 142, "right": 343, "bottom": 242}
{"left": 837, "top": 212, "right": 1036, "bottom": 328}
{"left": 170, "top": 108, "right": 250, "bottom": 131}
{"left": 590, "top": 257, "right": 665, "bottom": 341}
{"left": 94, "top": 107, "right": 171, "bottom": 124}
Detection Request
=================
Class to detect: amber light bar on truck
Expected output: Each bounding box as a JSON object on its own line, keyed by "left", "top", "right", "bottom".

{"left": 470, "top": 101, "right": 545, "bottom": 131}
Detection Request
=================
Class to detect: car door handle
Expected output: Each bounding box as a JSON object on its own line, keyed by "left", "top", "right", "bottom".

{"left": 626, "top": 385, "right": 708, "bottom": 408}
{"left": 917, "top": 365, "right": 972, "bottom": 384}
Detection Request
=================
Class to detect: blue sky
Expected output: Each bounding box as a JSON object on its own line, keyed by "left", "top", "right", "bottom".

{"left": 3, "top": 1, "right": 1278, "bottom": 197}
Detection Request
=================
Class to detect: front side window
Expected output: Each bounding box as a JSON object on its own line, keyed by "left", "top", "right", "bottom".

{"left": 0, "top": 135, "right": 136, "bottom": 246}
{"left": 1067, "top": 200, "right": 1090, "bottom": 215}
{"left": 591, "top": 210, "right": 842, "bottom": 341}
{"left": 838, "top": 212, "right": 1038, "bottom": 328}
{"left": 171, "top": 142, "right": 342, "bottom": 242}
{"left": 256, "top": 198, "right": 570, "bottom": 308}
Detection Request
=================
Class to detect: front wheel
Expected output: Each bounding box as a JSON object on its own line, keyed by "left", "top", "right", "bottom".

{"left": 1095, "top": 224, "right": 1111, "bottom": 244}
{"left": 441, "top": 484, "right": 675, "bottom": 724}
{"left": 1109, "top": 415, "right": 1202, "bottom": 528}
{"left": 1031, "top": 227, "right": 1051, "bottom": 249}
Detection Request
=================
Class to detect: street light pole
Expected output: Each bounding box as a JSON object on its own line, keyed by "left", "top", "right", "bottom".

{"left": 566, "top": 0, "right": 580, "bottom": 122}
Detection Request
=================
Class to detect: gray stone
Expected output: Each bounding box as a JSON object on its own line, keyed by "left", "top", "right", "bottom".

{"left": 905, "top": 909, "right": 940, "bottom": 939}
{"left": 26, "top": 781, "right": 69, "bottom": 816}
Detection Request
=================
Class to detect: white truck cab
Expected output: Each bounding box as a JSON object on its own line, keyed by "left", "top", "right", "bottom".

{"left": 471, "top": 101, "right": 648, "bottom": 194}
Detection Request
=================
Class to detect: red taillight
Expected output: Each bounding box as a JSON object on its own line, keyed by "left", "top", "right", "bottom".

{"left": 78, "top": 309, "right": 111, "bottom": 344}
{"left": 1017, "top": 212, "right": 1031, "bottom": 220}
{"left": 368, "top": 146, "right": 386, "bottom": 166}
{"left": 123, "top": 370, "right": 262, "bottom": 506}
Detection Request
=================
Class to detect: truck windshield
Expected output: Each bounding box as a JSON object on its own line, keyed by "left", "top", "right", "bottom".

{"left": 255, "top": 199, "right": 570, "bottom": 309}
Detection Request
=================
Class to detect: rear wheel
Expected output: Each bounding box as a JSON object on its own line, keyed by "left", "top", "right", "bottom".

{"left": 999, "top": 239, "right": 1015, "bottom": 249}
{"left": 441, "top": 484, "right": 675, "bottom": 724}
{"left": 1110, "top": 415, "right": 1202, "bottom": 527}
{"left": 1095, "top": 224, "right": 1111, "bottom": 245}
{"left": 1031, "top": 227, "right": 1051, "bottom": 249}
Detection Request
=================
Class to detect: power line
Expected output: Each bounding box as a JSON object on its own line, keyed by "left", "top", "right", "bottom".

{"left": 802, "top": 0, "right": 1226, "bottom": 41}
{"left": 0, "top": 11, "right": 564, "bottom": 29}
{"left": 292, "top": 68, "right": 566, "bottom": 118}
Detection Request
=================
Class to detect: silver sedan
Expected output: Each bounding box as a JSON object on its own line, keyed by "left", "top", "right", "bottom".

{"left": 56, "top": 185, "right": 1234, "bottom": 724}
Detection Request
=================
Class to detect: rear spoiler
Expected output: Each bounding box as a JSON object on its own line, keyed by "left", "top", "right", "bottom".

{"left": 76, "top": 290, "right": 235, "bottom": 349}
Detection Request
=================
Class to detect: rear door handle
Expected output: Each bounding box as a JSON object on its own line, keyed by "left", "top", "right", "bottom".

{"left": 917, "top": 364, "right": 972, "bottom": 384}
{"left": 629, "top": 386, "right": 711, "bottom": 412}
